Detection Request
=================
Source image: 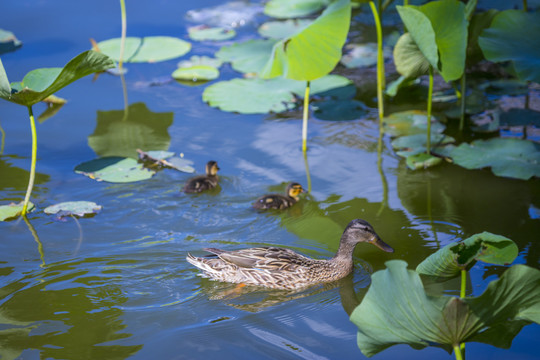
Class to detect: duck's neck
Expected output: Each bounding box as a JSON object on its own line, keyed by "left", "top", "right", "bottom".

{"left": 331, "top": 235, "right": 357, "bottom": 266}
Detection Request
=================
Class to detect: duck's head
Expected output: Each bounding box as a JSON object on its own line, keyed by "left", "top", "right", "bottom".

{"left": 205, "top": 161, "right": 220, "bottom": 176}
{"left": 286, "top": 182, "right": 305, "bottom": 200}
{"left": 342, "top": 219, "right": 394, "bottom": 253}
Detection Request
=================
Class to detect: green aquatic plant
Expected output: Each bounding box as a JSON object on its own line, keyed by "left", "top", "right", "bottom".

{"left": 0, "top": 51, "right": 114, "bottom": 218}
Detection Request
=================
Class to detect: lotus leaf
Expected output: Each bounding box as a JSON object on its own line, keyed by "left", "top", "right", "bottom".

{"left": 260, "top": 0, "right": 351, "bottom": 81}
{"left": 391, "top": 133, "right": 454, "bottom": 158}
{"left": 96, "top": 36, "right": 191, "bottom": 63}
{"left": 172, "top": 65, "right": 219, "bottom": 82}
{"left": 0, "top": 51, "right": 115, "bottom": 106}
{"left": 0, "top": 29, "right": 22, "bottom": 55}
{"left": 313, "top": 100, "right": 367, "bottom": 121}
{"left": 74, "top": 157, "right": 155, "bottom": 183}
{"left": 351, "top": 260, "right": 540, "bottom": 357}
{"left": 188, "top": 26, "right": 236, "bottom": 41}
{"left": 264, "top": 0, "right": 330, "bottom": 19}
{"left": 417, "top": 232, "right": 518, "bottom": 278}
{"left": 44, "top": 201, "right": 102, "bottom": 218}
{"left": 202, "top": 75, "right": 351, "bottom": 114}
{"left": 216, "top": 39, "right": 277, "bottom": 74}
{"left": 450, "top": 138, "right": 540, "bottom": 180}
{"left": 405, "top": 153, "right": 443, "bottom": 170}
{"left": 479, "top": 10, "right": 540, "bottom": 83}
{"left": 177, "top": 55, "right": 223, "bottom": 69}
{"left": 393, "top": 32, "right": 431, "bottom": 78}
{"left": 383, "top": 110, "right": 444, "bottom": 137}
{"left": 0, "top": 202, "right": 35, "bottom": 221}
{"left": 258, "top": 19, "right": 313, "bottom": 39}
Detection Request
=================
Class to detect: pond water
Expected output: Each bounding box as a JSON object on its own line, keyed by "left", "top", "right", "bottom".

{"left": 1, "top": 1, "right": 539, "bottom": 359}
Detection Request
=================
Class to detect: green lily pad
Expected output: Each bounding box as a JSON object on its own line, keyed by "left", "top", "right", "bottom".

{"left": 385, "top": 75, "right": 420, "bottom": 97}
{"left": 341, "top": 43, "right": 391, "bottom": 69}
{"left": 383, "top": 110, "right": 444, "bottom": 137}
{"left": 177, "top": 55, "right": 223, "bottom": 69}
{"left": 480, "top": 79, "right": 529, "bottom": 96}
{"left": 258, "top": 19, "right": 313, "bottom": 39}
{"left": 216, "top": 39, "right": 277, "bottom": 74}
{"left": 260, "top": 0, "right": 351, "bottom": 81}
{"left": 391, "top": 133, "right": 455, "bottom": 158}
{"left": 172, "top": 65, "right": 219, "bottom": 82}
{"left": 44, "top": 201, "right": 102, "bottom": 218}
{"left": 500, "top": 108, "right": 540, "bottom": 127}
{"left": 96, "top": 36, "right": 191, "bottom": 63}
{"left": 467, "top": 9, "right": 498, "bottom": 65}
{"left": 264, "top": 0, "right": 330, "bottom": 19}
{"left": 0, "top": 202, "right": 35, "bottom": 221}
{"left": 351, "top": 260, "right": 540, "bottom": 357}
{"left": 397, "top": 0, "right": 467, "bottom": 82}
{"left": 74, "top": 157, "right": 155, "bottom": 183}
{"left": 479, "top": 10, "right": 540, "bottom": 83}
{"left": 393, "top": 32, "right": 431, "bottom": 78}
{"left": 188, "top": 26, "right": 236, "bottom": 41}
{"left": 202, "top": 75, "right": 351, "bottom": 114}
{"left": 88, "top": 102, "right": 173, "bottom": 159}
{"left": 0, "top": 29, "right": 22, "bottom": 55}
{"left": 0, "top": 51, "right": 115, "bottom": 106}
{"left": 313, "top": 100, "right": 367, "bottom": 121}
{"left": 450, "top": 138, "right": 540, "bottom": 180}
{"left": 417, "top": 232, "right": 518, "bottom": 278}
{"left": 405, "top": 153, "right": 443, "bottom": 170}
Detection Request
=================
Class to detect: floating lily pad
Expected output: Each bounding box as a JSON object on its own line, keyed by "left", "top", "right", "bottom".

{"left": 0, "top": 51, "right": 114, "bottom": 106}
{"left": 450, "top": 138, "right": 540, "bottom": 180}
{"left": 264, "top": 0, "right": 329, "bottom": 19}
{"left": 172, "top": 65, "right": 219, "bottom": 82}
{"left": 313, "top": 100, "right": 367, "bottom": 121}
{"left": 216, "top": 39, "right": 277, "bottom": 74}
{"left": 351, "top": 260, "right": 540, "bottom": 357}
{"left": 0, "top": 29, "right": 22, "bottom": 55}
{"left": 74, "top": 157, "right": 155, "bottom": 183}
{"left": 96, "top": 37, "right": 191, "bottom": 63}
{"left": 260, "top": 0, "right": 351, "bottom": 81}
{"left": 203, "top": 75, "right": 351, "bottom": 114}
{"left": 44, "top": 201, "right": 102, "bottom": 218}
{"left": 480, "top": 79, "right": 529, "bottom": 96}
{"left": 0, "top": 202, "right": 35, "bottom": 221}
{"left": 258, "top": 19, "right": 313, "bottom": 39}
{"left": 341, "top": 43, "right": 391, "bottom": 69}
{"left": 383, "top": 110, "right": 444, "bottom": 137}
{"left": 405, "top": 153, "right": 443, "bottom": 170}
{"left": 500, "top": 108, "right": 540, "bottom": 127}
{"left": 417, "top": 232, "right": 518, "bottom": 278}
{"left": 391, "top": 133, "right": 455, "bottom": 158}
{"left": 479, "top": 10, "right": 540, "bottom": 83}
{"left": 188, "top": 25, "right": 236, "bottom": 41}
{"left": 137, "top": 149, "right": 195, "bottom": 173}
{"left": 177, "top": 55, "right": 223, "bottom": 69}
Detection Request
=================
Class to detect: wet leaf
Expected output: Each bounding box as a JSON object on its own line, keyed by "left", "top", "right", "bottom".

{"left": 203, "top": 75, "right": 351, "bottom": 114}
{"left": 383, "top": 110, "right": 444, "bottom": 137}
{"left": 260, "top": 0, "right": 351, "bottom": 81}
{"left": 0, "top": 51, "right": 114, "bottom": 106}
{"left": 341, "top": 43, "right": 391, "bottom": 69}
{"left": 177, "top": 55, "right": 223, "bottom": 69}
{"left": 216, "top": 39, "right": 277, "bottom": 74}
{"left": 405, "top": 153, "right": 443, "bottom": 170}
{"left": 188, "top": 26, "right": 236, "bottom": 41}
{"left": 391, "top": 133, "right": 454, "bottom": 158}
{"left": 0, "top": 29, "right": 22, "bottom": 55}
{"left": 417, "top": 232, "right": 518, "bottom": 278}
{"left": 264, "top": 0, "right": 330, "bottom": 19}
{"left": 351, "top": 260, "right": 540, "bottom": 357}
{"left": 0, "top": 202, "right": 35, "bottom": 221}
{"left": 313, "top": 99, "right": 367, "bottom": 121}
{"left": 258, "top": 19, "right": 313, "bottom": 39}
{"left": 479, "top": 10, "right": 540, "bottom": 83}
{"left": 44, "top": 201, "right": 102, "bottom": 218}
{"left": 74, "top": 157, "right": 155, "bottom": 183}
{"left": 172, "top": 65, "right": 219, "bottom": 82}
{"left": 96, "top": 36, "right": 191, "bottom": 63}
{"left": 450, "top": 138, "right": 540, "bottom": 180}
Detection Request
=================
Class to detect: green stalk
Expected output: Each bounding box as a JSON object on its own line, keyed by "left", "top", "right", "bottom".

{"left": 0, "top": 120, "right": 5, "bottom": 155}
{"left": 523, "top": 0, "right": 528, "bottom": 11}
{"left": 369, "top": 1, "right": 386, "bottom": 122}
{"left": 426, "top": 66, "right": 434, "bottom": 154}
{"left": 22, "top": 106, "right": 37, "bottom": 216}
{"left": 376, "top": 126, "right": 389, "bottom": 216}
{"left": 23, "top": 215, "right": 45, "bottom": 267}
{"left": 460, "top": 269, "right": 467, "bottom": 298}
{"left": 453, "top": 344, "right": 464, "bottom": 360}
{"left": 459, "top": 74, "right": 466, "bottom": 131}
{"left": 302, "top": 81, "right": 311, "bottom": 153}
{"left": 118, "top": 0, "right": 127, "bottom": 71}
{"left": 302, "top": 150, "right": 312, "bottom": 193}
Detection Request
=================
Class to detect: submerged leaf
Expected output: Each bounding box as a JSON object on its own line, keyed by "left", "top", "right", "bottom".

{"left": 417, "top": 232, "right": 518, "bottom": 278}
{"left": 383, "top": 110, "right": 444, "bottom": 137}
{"left": 74, "top": 157, "right": 155, "bottom": 183}
{"left": 0, "top": 202, "right": 35, "bottom": 221}
{"left": 44, "top": 201, "right": 102, "bottom": 218}
{"left": 405, "top": 153, "right": 443, "bottom": 170}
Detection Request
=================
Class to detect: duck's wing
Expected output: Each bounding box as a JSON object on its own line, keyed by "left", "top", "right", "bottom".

{"left": 253, "top": 194, "right": 294, "bottom": 209}
{"left": 204, "top": 247, "right": 311, "bottom": 271}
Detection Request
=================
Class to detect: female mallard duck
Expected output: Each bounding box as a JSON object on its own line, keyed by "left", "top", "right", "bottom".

{"left": 183, "top": 160, "right": 220, "bottom": 193}
{"left": 253, "top": 182, "right": 305, "bottom": 210}
{"left": 186, "top": 219, "right": 394, "bottom": 290}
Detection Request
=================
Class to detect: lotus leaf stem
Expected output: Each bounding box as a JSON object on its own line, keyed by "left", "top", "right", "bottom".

{"left": 118, "top": 0, "right": 127, "bottom": 71}
{"left": 302, "top": 81, "right": 311, "bottom": 153}
{"left": 303, "top": 150, "right": 312, "bottom": 193}
{"left": 376, "top": 126, "right": 389, "bottom": 216}
{"left": 22, "top": 106, "right": 37, "bottom": 216}
{"left": 23, "top": 215, "right": 45, "bottom": 267}
{"left": 459, "top": 74, "right": 466, "bottom": 131}
{"left": 460, "top": 268, "right": 466, "bottom": 298}
{"left": 0, "top": 120, "right": 5, "bottom": 155}
{"left": 523, "top": 0, "right": 528, "bottom": 11}
{"left": 426, "top": 66, "right": 434, "bottom": 154}
{"left": 453, "top": 344, "right": 464, "bottom": 360}
{"left": 369, "top": 1, "right": 385, "bottom": 122}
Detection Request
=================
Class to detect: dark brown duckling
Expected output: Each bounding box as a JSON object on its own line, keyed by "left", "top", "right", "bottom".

{"left": 183, "top": 160, "right": 220, "bottom": 193}
{"left": 253, "top": 182, "right": 305, "bottom": 210}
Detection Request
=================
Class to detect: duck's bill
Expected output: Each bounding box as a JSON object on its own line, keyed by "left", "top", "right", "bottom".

{"left": 371, "top": 237, "right": 394, "bottom": 253}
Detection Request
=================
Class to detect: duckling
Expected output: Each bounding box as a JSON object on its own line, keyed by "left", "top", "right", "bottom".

{"left": 183, "top": 160, "right": 220, "bottom": 193}
{"left": 253, "top": 182, "right": 305, "bottom": 210}
{"left": 186, "top": 218, "right": 394, "bottom": 290}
